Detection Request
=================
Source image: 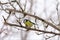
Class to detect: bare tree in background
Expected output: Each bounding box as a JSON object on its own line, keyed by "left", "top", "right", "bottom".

{"left": 0, "top": 0, "right": 60, "bottom": 40}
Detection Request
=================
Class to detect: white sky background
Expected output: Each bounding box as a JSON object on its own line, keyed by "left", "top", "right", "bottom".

{"left": 0, "top": 0, "right": 60, "bottom": 40}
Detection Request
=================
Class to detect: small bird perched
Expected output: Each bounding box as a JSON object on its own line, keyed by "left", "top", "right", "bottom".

{"left": 23, "top": 19, "right": 36, "bottom": 31}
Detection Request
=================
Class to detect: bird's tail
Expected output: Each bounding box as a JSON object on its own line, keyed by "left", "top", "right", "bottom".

{"left": 32, "top": 22, "right": 37, "bottom": 25}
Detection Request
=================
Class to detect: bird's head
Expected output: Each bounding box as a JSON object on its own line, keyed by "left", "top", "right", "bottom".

{"left": 23, "top": 19, "right": 29, "bottom": 23}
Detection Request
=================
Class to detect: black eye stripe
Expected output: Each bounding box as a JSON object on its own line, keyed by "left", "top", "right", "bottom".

{"left": 24, "top": 19, "right": 30, "bottom": 23}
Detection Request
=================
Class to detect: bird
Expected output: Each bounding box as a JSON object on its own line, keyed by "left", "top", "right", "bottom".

{"left": 23, "top": 19, "right": 36, "bottom": 31}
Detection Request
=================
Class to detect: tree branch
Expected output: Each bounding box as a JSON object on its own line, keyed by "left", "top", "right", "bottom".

{"left": 1, "top": 8, "right": 60, "bottom": 31}
{"left": 4, "top": 22, "right": 60, "bottom": 35}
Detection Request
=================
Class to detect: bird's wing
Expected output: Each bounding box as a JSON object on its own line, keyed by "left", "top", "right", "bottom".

{"left": 30, "top": 21, "right": 36, "bottom": 25}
